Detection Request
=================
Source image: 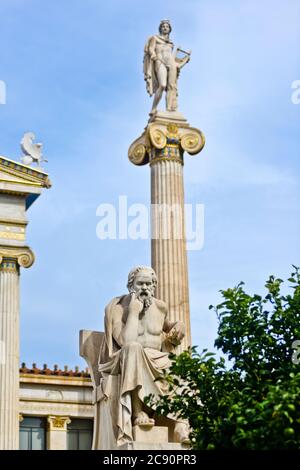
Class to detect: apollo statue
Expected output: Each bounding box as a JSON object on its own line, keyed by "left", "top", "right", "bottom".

{"left": 143, "top": 19, "right": 191, "bottom": 113}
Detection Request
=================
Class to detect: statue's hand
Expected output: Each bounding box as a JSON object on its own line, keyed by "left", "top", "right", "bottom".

{"left": 166, "top": 322, "right": 185, "bottom": 345}
{"left": 129, "top": 292, "right": 144, "bottom": 315}
{"left": 165, "top": 330, "right": 181, "bottom": 347}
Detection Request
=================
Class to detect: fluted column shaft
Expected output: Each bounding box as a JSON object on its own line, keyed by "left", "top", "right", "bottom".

{"left": 0, "top": 248, "right": 34, "bottom": 450}
{"left": 0, "top": 258, "right": 20, "bottom": 450}
{"left": 151, "top": 159, "right": 190, "bottom": 351}
{"left": 129, "top": 115, "right": 205, "bottom": 353}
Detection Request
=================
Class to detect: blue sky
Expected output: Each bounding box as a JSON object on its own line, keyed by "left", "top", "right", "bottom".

{"left": 0, "top": 0, "right": 299, "bottom": 369}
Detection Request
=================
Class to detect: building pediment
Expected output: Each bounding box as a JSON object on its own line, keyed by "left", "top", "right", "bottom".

{"left": 0, "top": 155, "right": 51, "bottom": 190}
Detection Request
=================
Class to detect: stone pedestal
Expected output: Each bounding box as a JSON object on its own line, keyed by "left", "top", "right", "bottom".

{"left": 128, "top": 112, "right": 205, "bottom": 351}
{"left": 118, "top": 423, "right": 189, "bottom": 450}
{"left": 132, "top": 425, "right": 168, "bottom": 444}
{"left": 0, "top": 155, "right": 51, "bottom": 449}
{"left": 117, "top": 443, "right": 188, "bottom": 450}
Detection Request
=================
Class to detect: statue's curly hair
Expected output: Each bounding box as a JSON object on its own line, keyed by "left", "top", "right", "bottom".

{"left": 127, "top": 266, "right": 157, "bottom": 292}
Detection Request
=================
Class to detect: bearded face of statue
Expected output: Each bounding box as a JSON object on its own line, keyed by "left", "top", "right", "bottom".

{"left": 132, "top": 270, "right": 155, "bottom": 310}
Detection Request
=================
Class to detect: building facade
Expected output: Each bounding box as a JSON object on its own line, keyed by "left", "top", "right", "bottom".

{"left": 19, "top": 364, "right": 93, "bottom": 450}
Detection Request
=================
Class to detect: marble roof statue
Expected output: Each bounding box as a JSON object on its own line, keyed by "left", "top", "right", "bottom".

{"left": 20, "top": 132, "right": 48, "bottom": 167}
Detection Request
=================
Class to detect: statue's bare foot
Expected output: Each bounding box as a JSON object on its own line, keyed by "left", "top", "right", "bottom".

{"left": 174, "top": 422, "right": 190, "bottom": 445}
{"left": 133, "top": 411, "right": 155, "bottom": 427}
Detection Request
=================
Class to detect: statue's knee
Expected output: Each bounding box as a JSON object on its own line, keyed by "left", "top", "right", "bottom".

{"left": 168, "top": 84, "right": 176, "bottom": 91}
{"left": 157, "top": 85, "right": 165, "bottom": 94}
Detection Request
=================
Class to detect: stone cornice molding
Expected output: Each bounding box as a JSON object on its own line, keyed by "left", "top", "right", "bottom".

{"left": 0, "top": 156, "right": 51, "bottom": 189}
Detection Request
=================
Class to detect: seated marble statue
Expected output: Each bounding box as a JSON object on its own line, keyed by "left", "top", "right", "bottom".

{"left": 96, "top": 265, "right": 189, "bottom": 448}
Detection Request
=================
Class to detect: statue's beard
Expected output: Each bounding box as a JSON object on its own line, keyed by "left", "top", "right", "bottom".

{"left": 136, "top": 290, "right": 153, "bottom": 310}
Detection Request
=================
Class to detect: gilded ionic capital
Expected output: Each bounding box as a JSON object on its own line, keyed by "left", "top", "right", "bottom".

{"left": 128, "top": 114, "right": 205, "bottom": 167}
{"left": 47, "top": 416, "right": 71, "bottom": 431}
{"left": 0, "top": 246, "right": 35, "bottom": 271}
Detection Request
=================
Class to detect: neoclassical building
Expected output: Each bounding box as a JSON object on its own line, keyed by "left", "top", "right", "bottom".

{"left": 19, "top": 363, "right": 93, "bottom": 450}
{"left": 0, "top": 154, "right": 94, "bottom": 450}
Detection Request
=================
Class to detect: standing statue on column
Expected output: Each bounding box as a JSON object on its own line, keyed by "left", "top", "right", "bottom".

{"left": 143, "top": 20, "right": 191, "bottom": 113}
{"left": 95, "top": 266, "right": 189, "bottom": 448}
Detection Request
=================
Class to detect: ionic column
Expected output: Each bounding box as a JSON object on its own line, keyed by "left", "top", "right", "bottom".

{"left": 129, "top": 114, "right": 205, "bottom": 352}
{"left": 0, "top": 249, "right": 34, "bottom": 449}
{"left": 0, "top": 154, "right": 51, "bottom": 449}
{"left": 47, "top": 416, "right": 71, "bottom": 450}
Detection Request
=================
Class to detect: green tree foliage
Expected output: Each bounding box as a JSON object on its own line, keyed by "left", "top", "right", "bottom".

{"left": 146, "top": 267, "right": 300, "bottom": 449}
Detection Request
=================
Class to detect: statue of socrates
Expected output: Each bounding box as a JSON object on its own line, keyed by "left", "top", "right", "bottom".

{"left": 95, "top": 266, "right": 189, "bottom": 448}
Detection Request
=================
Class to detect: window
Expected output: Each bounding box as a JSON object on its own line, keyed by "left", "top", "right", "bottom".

{"left": 67, "top": 419, "right": 93, "bottom": 450}
{"left": 20, "top": 417, "right": 46, "bottom": 450}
